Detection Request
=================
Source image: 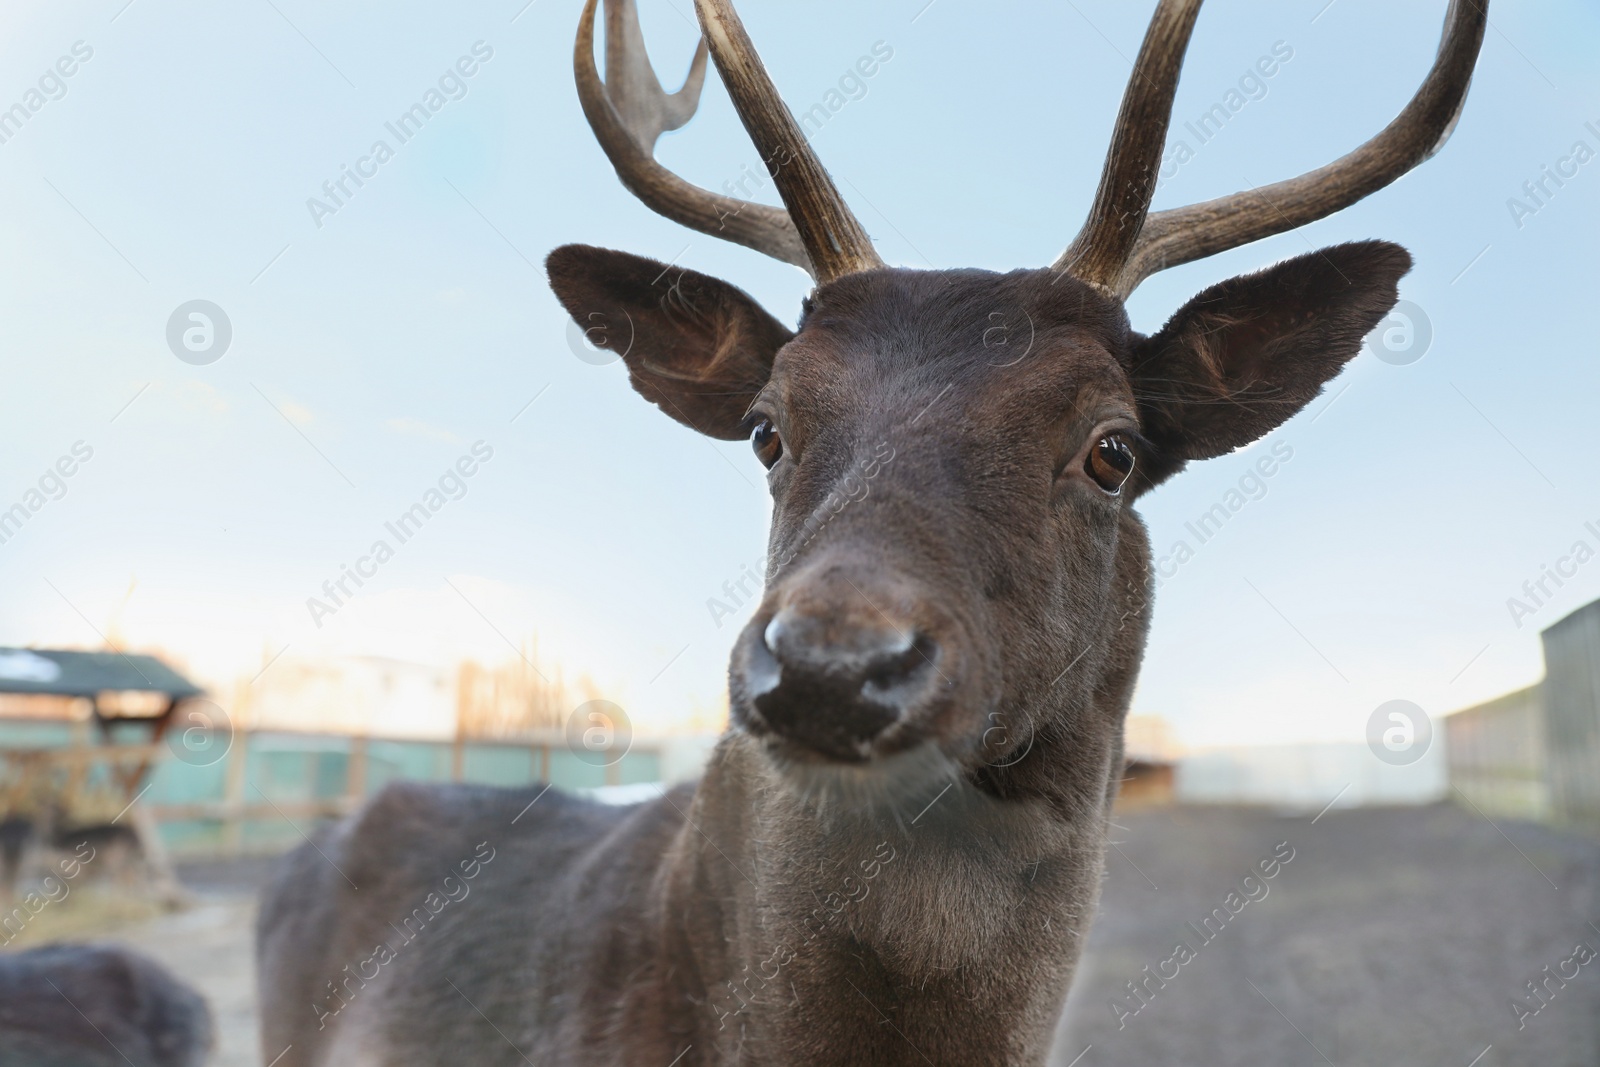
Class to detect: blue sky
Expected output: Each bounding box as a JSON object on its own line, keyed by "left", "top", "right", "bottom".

{"left": 1, "top": 0, "right": 1596, "bottom": 746}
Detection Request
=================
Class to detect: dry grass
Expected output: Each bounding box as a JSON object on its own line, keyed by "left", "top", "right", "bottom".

{"left": 1, "top": 883, "right": 171, "bottom": 950}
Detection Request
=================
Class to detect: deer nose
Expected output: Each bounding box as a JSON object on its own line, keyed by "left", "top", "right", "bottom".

{"left": 742, "top": 608, "right": 939, "bottom": 761}
{"left": 762, "top": 614, "right": 922, "bottom": 686}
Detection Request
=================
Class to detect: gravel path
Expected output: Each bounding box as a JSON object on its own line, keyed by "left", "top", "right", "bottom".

{"left": 113, "top": 892, "right": 260, "bottom": 1067}
{"left": 1051, "top": 804, "right": 1600, "bottom": 1067}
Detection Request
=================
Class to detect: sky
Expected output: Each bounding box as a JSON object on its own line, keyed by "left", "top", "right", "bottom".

{"left": 0, "top": 0, "right": 1596, "bottom": 748}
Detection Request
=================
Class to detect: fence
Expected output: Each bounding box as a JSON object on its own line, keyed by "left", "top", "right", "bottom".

{"left": 0, "top": 719, "right": 693, "bottom": 856}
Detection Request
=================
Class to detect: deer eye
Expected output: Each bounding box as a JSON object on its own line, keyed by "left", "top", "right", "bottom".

{"left": 1085, "top": 434, "right": 1135, "bottom": 494}
{"left": 751, "top": 418, "right": 783, "bottom": 469}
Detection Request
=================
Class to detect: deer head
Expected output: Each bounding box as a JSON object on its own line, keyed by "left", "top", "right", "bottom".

{"left": 549, "top": 0, "right": 1486, "bottom": 789}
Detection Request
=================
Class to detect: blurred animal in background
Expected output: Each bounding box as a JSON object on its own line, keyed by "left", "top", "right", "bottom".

{"left": 0, "top": 942, "right": 214, "bottom": 1067}
{"left": 0, "top": 807, "right": 146, "bottom": 902}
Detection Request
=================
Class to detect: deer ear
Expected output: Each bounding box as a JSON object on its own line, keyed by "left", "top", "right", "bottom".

{"left": 1129, "top": 240, "right": 1411, "bottom": 485}
{"left": 546, "top": 244, "right": 794, "bottom": 440}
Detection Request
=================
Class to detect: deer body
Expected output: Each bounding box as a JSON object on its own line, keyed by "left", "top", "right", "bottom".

{"left": 259, "top": 737, "right": 1124, "bottom": 1066}
{"left": 258, "top": 2, "right": 1487, "bottom": 1063}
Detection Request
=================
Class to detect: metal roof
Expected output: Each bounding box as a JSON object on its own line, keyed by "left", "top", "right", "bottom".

{"left": 0, "top": 648, "right": 203, "bottom": 699}
{"left": 1545, "top": 596, "right": 1600, "bottom": 636}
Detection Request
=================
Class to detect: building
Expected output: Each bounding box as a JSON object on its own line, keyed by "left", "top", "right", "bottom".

{"left": 1443, "top": 684, "right": 1547, "bottom": 821}
{"left": 1541, "top": 601, "right": 1600, "bottom": 825}
{"left": 1444, "top": 598, "right": 1600, "bottom": 828}
{"left": 1118, "top": 715, "right": 1180, "bottom": 808}
{"left": 1175, "top": 741, "right": 1447, "bottom": 809}
{"left": 244, "top": 655, "right": 456, "bottom": 739}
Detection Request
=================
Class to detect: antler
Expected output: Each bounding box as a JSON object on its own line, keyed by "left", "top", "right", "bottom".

{"left": 1057, "top": 0, "right": 1489, "bottom": 298}
{"left": 575, "top": 0, "right": 883, "bottom": 284}
{"left": 1054, "top": 0, "right": 1205, "bottom": 297}
{"left": 692, "top": 0, "right": 883, "bottom": 282}
{"left": 575, "top": 0, "right": 811, "bottom": 275}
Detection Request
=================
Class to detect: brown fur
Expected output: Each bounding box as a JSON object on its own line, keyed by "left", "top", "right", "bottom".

{"left": 0, "top": 942, "right": 214, "bottom": 1067}
{"left": 258, "top": 242, "right": 1407, "bottom": 1066}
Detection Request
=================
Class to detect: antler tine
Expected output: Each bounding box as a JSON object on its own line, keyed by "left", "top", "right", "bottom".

{"left": 1068, "top": 0, "right": 1490, "bottom": 299}
{"left": 1054, "top": 0, "right": 1205, "bottom": 296}
{"left": 603, "top": 0, "right": 707, "bottom": 146}
{"left": 694, "top": 0, "right": 884, "bottom": 283}
{"left": 575, "top": 0, "right": 812, "bottom": 275}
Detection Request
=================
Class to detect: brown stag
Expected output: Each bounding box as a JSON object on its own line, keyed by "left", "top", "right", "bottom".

{"left": 257, "top": 1, "right": 1487, "bottom": 1064}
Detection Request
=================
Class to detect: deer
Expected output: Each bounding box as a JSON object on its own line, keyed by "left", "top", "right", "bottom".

{"left": 256, "top": 1, "right": 1486, "bottom": 1063}
{"left": 0, "top": 942, "right": 214, "bottom": 1067}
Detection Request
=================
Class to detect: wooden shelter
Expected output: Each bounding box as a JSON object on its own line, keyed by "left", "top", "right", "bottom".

{"left": 0, "top": 647, "right": 203, "bottom": 899}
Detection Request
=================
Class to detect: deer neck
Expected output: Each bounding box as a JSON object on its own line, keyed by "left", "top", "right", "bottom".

{"left": 664, "top": 707, "right": 1123, "bottom": 1064}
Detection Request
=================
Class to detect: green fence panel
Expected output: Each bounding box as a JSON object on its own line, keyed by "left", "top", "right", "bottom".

{"left": 145, "top": 754, "right": 227, "bottom": 806}
{"left": 617, "top": 751, "right": 662, "bottom": 786}
{"left": 247, "top": 732, "right": 354, "bottom": 803}
{"left": 463, "top": 744, "right": 536, "bottom": 786}
{"left": 547, "top": 749, "right": 608, "bottom": 790}
{"left": 0, "top": 721, "right": 75, "bottom": 747}
{"left": 365, "top": 739, "right": 453, "bottom": 793}
{"left": 5, "top": 722, "right": 679, "bottom": 857}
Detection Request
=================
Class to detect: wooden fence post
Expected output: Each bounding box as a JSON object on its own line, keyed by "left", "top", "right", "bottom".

{"left": 347, "top": 734, "right": 368, "bottom": 809}
{"left": 221, "top": 727, "right": 248, "bottom": 855}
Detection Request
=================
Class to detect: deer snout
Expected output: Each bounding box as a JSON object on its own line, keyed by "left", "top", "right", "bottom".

{"left": 734, "top": 601, "right": 943, "bottom": 763}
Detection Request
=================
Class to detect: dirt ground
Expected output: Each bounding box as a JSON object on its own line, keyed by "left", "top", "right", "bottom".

{"left": 122, "top": 857, "right": 278, "bottom": 1067}
{"left": 7, "top": 805, "right": 1597, "bottom": 1066}
{"left": 1, "top": 855, "right": 273, "bottom": 1067}
{"left": 1051, "top": 804, "right": 1600, "bottom": 1067}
